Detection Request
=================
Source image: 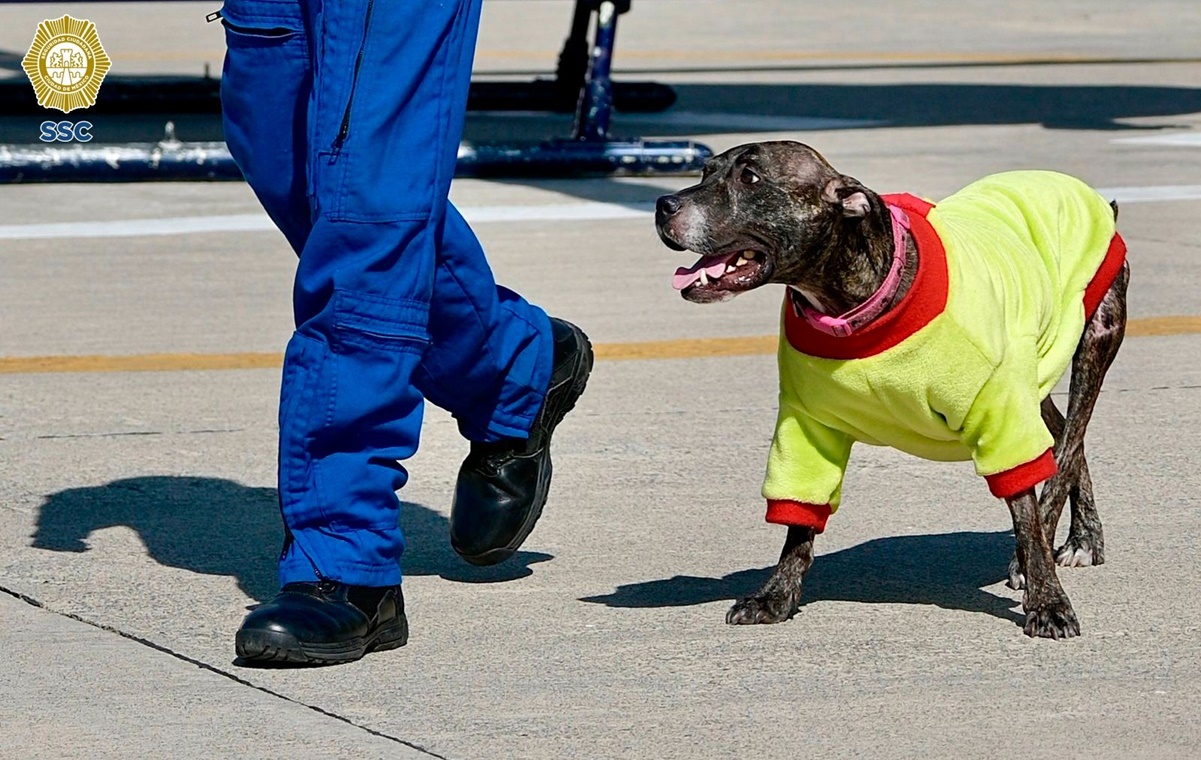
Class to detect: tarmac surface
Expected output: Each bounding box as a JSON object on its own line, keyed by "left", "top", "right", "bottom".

{"left": 2, "top": 1, "right": 1201, "bottom": 758}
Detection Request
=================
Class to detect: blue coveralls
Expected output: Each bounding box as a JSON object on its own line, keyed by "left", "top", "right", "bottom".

{"left": 219, "top": 0, "right": 554, "bottom": 587}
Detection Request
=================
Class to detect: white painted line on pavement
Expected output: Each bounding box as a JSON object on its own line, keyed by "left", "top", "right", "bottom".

{"left": 470, "top": 110, "right": 885, "bottom": 132}
{"left": 0, "top": 214, "right": 277, "bottom": 240}
{"left": 0, "top": 202, "right": 654, "bottom": 241}
{"left": 1112, "top": 133, "right": 1201, "bottom": 147}
{"left": 0, "top": 184, "right": 1197, "bottom": 241}
{"left": 463, "top": 201, "right": 652, "bottom": 223}
{"left": 1100, "top": 185, "right": 1201, "bottom": 203}
{"left": 625, "top": 111, "right": 887, "bottom": 132}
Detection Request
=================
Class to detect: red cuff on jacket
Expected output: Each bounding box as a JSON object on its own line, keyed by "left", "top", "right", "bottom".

{"left": 765, "top": 500, "right": 833, "bottom": 532}
{"left": 984, "top": 449, "right": 1058, "bottom": 498}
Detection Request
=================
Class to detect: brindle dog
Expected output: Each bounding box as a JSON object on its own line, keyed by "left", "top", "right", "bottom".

{"left": 655, "top": 140, "right": 1128, "bottom": 639}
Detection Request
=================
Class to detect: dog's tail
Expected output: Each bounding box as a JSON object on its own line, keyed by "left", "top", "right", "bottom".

{"left": 1110, "top": 199, "right": 1119, "bottom": 222}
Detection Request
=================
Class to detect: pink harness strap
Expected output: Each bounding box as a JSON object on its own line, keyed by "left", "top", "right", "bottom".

{"left": 796, "top": 204, "right": 911, "bottom": 338}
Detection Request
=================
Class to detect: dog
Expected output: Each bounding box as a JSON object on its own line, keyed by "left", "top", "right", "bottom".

{"left": 655, "top": 141, "right": 1128, "bottom": 639}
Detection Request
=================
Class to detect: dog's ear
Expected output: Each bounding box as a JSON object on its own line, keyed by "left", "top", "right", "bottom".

{"left": 822, "top": 176, "right": 871, "bottom": 218}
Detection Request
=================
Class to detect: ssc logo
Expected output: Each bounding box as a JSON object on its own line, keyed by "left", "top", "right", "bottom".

{"left": 22, "top": 15, "right": 112, "bottom": 113}
{"left": 40, "top": 120, "right": 94, "bottom": 143}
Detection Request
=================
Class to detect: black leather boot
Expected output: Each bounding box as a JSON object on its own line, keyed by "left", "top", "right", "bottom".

{"left": 235, "top": 581, "right": 407, "bottom": 665}
{"left": 450, "top": 317, "right": 593, "bottom": 565}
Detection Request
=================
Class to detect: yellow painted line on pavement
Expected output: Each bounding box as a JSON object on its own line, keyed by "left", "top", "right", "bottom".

{"left": 1124, "top": 315, "right": 1201, "bottom": 337}
{"left": 2, "top": 317, "right": 1200, "bottom": 375}
{"left": 0, "top": 352, "right": 283, "bottom": 375}
{"left": 596, "top": 335, "right": 777, "bottom": 361}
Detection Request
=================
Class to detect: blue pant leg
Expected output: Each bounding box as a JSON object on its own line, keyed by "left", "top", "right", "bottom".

{"left": 407, "top": 0, "right": 553, "bottom": 442}
{"left": 218, "top": 0, "right": 312, "bottom": 254}
{"left": 277, "top": 0, "right": 492, "bottom": 586}
{"left": 415, "top": 204, "right": 553, "bottom": 442}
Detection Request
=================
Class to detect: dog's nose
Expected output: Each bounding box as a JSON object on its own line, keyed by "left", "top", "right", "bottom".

{"left": 656, "top": 195, "right": 682, "bottom": 217}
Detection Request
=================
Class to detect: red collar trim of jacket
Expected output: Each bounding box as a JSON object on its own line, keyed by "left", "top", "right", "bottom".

{"left": 784, "top": 193, "right": 949, "bottom": 360}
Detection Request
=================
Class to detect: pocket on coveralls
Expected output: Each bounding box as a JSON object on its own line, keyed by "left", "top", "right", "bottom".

{"left": 217, "top": 0, "right": 311, "bottom": 240}
{"left": 218, "top": 0, "right": 304, "bottom": 45}
{"left": 329, "top": 290, "right": 431, "bottom": 354}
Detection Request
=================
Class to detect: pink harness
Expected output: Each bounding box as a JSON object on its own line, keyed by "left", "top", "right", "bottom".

{"left": 795, "top": 204, "right": 911, "bottom": 338}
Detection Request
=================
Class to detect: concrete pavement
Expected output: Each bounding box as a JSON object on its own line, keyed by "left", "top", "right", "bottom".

{"left": 2, "top": 1, "right": 1201, "bottom": 757}
{"left": 0, "top": 592, "right": 435, "bottom": 759}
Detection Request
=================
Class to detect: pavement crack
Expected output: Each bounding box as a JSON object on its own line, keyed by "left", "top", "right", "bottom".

{"left": 37, "top": 431, "right": 165, "bottom": 440}
{"left": 0, "top": 583, "right": 452, "bottom": 760}
{"left": 30, "top": 427, "right": 246, "bottom": 440}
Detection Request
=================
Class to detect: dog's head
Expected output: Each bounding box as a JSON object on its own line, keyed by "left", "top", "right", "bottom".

{"left": 656, "top": 140, "right": 877, "bottom": 304}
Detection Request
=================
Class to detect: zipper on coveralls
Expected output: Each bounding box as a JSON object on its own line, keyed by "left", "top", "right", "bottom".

{"left": 279, "top": 527, "right": 328, "bottom": 582}
{"left": 330, "top": 0, "right": 376, "bottom": 157}
{"left": 205, "top": 9, "right": 222, "bottom": 22}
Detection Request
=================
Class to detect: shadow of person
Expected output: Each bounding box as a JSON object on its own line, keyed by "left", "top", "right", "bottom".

{"left": 30, "top": 476, "right": 552, "bottom": 602}
{"left": 580, "top": 530, "right": 1023, "bottom": 626}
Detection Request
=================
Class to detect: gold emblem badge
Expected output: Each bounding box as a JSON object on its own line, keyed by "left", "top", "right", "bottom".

{"left": 22, "top": 15, "right": 112, "bottom": 114}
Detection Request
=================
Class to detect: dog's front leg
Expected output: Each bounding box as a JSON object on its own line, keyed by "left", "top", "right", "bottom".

{"left": 727, "top": 526, "right": 815, "bottom": 625}
{"left": 1006, "top": 489, "right": 1080, "bottom": 639}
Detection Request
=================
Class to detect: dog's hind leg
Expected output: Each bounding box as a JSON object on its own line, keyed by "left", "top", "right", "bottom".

{"left": 1037, "top": 397, "right": 1070, "bottom": 532}
{"left": 1039, "top": 399, "right": 1104, "bottom": 567}
{"left": 1049, "top": 260, "right": 1128, "bottom": 567}
{"left": 1007, "top": 253, "right": 1129, "bottom": 590}
{"left": 727, "top": 526, "right": 815, "bottom": 625}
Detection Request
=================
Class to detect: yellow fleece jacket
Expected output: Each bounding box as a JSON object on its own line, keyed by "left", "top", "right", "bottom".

{"left": 762, "top": 171, "right": 1126, "bottom": 531}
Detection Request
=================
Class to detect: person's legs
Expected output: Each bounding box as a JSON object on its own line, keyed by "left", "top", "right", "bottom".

{"left": 224, "top": 0, "right": 483, "bottom": 664}
{"left": 224, "top": 0, "right": 589, "bottom": 663}
{"left": 275, "top": 0, "right": 493, "bottom": 588}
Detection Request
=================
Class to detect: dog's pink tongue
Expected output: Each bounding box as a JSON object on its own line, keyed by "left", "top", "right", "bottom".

{"left": 673, "top": 252, "right": 738, "bottom": 290}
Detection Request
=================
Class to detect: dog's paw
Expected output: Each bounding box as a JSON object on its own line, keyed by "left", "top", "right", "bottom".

{"left": 1006, "top": 556, "right": 1026, "bottom": 590}
{"left": 1055, "top": 537, "right": 1105, "bottom": 568}
{"left": 726, "top": 593, "right": 797, "bottom": 625}
{"left": 1023, "top": 599, "right": 1081, "bottom": 640}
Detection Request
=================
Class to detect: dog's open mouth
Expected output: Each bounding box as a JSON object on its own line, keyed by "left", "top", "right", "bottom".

{"left": 672, "top": 250, "right": 771, "bottom": 300}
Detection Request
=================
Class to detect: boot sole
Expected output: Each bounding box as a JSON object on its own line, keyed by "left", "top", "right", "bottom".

{"left": 458, "top": 321, "right": 594, "bottom": 566}
{"left": 235, "top": 616, "right": 409, "bottom": 666}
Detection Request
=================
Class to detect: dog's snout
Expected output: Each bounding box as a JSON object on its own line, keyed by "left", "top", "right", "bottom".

{"left": 655, "top": 193, "right": 693, "bottom": 251}
{"left": 656, "top": 195, "right": 682, "bottom": 218}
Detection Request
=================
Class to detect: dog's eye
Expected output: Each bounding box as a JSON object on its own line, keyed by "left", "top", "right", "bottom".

{"left": 739, "top": 168, "right": 761, "bottom": 186}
